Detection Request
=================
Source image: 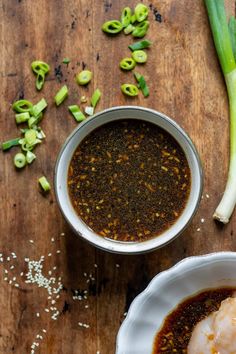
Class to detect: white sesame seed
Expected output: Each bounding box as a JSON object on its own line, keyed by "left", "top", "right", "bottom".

{"left": 53, "top": 266, "right": 57, "bottom": 270}
{"left": 20, "top": 272, "right": 24, "bottom": 277}
{"left": 85, "top": 305, "right": 89, "bottom": 309}
{"left": 7, "top": 257, "right": 10, "bottom": 262}
{"left": 83, "top": 272, "right": 87, "bottom": 277}
{"left": 25, "top": 258, "right": 29, "bottom": 262}
{"left": 51, "top": 300, "right": 56, "bottom": 305}
{"left": 4, "top": 269, "right": 8, "bottom": 274}
{"left": 123, "top": 312, "right": 127, "bottom": 316}
{"left": 15, "top": 283, "right": 19, "bottom": 287}
{"left": 48, "top": 253, "right": 52, "bottom": 257}
{"left": 4, "top": 277, "right": 8, "bottom": 281}
{"left": 36, "top": 313, "right": 40, "bottom": 317}
{"left": 206, "top": 193, "right": 210, "bottom": 199}
{"left": 60, "top": 232, "right": 65, "bottom": 236}
{"left": 116, "top": 264, "right": 120, "bottom": 268}
{"left": 9, "top": 280, "right": 12, "bottom": 284}
{"left": 51, "top": 238, "right": 55, "bottom": 242}
{"left": 56, "top": 250, "right": 61, "bottom": 254}
{"left": 94, "top": 264, "right": 98, "bottom": 268}
{"left": 197, "top": 228, "right": 201, "bottom": 232}
{"left": 29, "top": 240, "right": 34, "bottom": 244}
{"left": 10, "top": 265, "right": 14, "bottom": 270}
{"left": 13, "top": 277, "right": 16, "bottom": 281}
{"left": 42, "top": 329, "right": 47, "bottom": 333}
{"left": 45, "top": 308, "right": 49, "bottom": 313}
{"left": 0, "top": 258, "right": 3, "bottom": 262}
{"left": 96, "top": 351, "right": 100, "bottom": 354}
{"left": 201, "top": 218, "right": 205, "bottom": 223}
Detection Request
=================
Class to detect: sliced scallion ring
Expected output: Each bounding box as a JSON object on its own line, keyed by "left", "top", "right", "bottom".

{"left": 102, "top": 20, "right": 123, "bottom": 34}
{"left": 14, "top": 153, "right": 26, "bottom": 169}
{"left": 12, "top": 100, "right": 33, "bottom": 113}
{"left": 15, "top": 112, "right": 30, "bottom": 124}
{"left": 121, "top": 7, "right": 132, "bottom": 27}
{"left": 134, "top": 3, "right": 149, "bottom": 22}
{"left": 76, "top": 70, "right": 92, "bottom": 86}
{"left": 121, "top": 84, "right": 139, "bottom": 97}
{"left": 120, "top": 57, "right": 136, "bottom": 70}
{"left": 132, "top": 21, "right": 149, "bottom": 38}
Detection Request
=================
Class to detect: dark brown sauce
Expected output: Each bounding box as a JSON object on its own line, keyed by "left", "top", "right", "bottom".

{"left": 153, "top": 288, "right": 236, "bottom": 353}
{"left": 67, "top": 119, "right": 191, "bottom": 242}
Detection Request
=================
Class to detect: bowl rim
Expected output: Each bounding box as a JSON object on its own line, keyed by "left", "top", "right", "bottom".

{"left": 115, "top": 251, "right": 236, "bottom": 353}
{"left": 54, "top": 105, "right": 203, "bottom": 254}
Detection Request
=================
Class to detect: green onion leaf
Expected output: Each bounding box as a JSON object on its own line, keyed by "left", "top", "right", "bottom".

{"left": 38, "top": 176, "right": 51, "bottom": 192}
{"left": 229, "top": 16, "right": 236, "bottom": 62}
{"left": 2, "top": 138, "right": 20, "bottom": 151}
{"left": 68, "top": 105, "right": 86, "bottom": 122}
{"left": 31, "top": 98, "right": 47, "bottom": 117}
{"left": 15, "top": 112, "right": 30, "bottom": 124}
{"left": 54, "top": 85, "right": 69, "bottom": 106}
{"left": 128, "top": 39, "right": 152, "bottom": 51}
{"left": 91, "top": 89, "right": 101, "bottom": 108}
{"left": 134, "top": 72, "right": 149, "bottom": 97}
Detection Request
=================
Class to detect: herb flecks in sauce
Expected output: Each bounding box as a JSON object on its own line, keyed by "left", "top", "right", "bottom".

{"left": 153, "top": 288, "right": 235, "bottom": 353}
{"left": 68, "top": 119, "right": 190, "bottom": 242}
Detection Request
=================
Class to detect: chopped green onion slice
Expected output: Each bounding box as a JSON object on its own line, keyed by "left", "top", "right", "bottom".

{"left": 132, "top": 21, "right": 149, "bottom": 38}
{"left": 134, "top": 3, "right": 149, "bottom": 22}
{"left": 131, "top": 14, "right": 136, "bottom": 24}
{"left": 2, "top": 138, "right": 20, "bottom": 151}
{"left": 85, "top": 106, "right": 94, "bottom": 116}
{"left": 31, "top": 61, "right": 50, "bottom": 74}
{"left": 31, "top": 98, "right": 47, "bottom": 116}
{"left": 14, "top": 153, "right": 26, "bottom": 169}
{"left": 132, "top": 50, "right": 147, "bottom": 63}
{"left": 36, "top": 129, "right": 46, "bottom": 139}
{"left": 120, "top": 57, "right": 136, "bottom": 70}
{"left": 28, "top": 113, "right": 43, "bottom": 128}
{"left": 15, "top": 112, "right": 30, "bottom": 124}
{"left": 38, "top": 176, "right": 51, "bottom": 192}
{"left": 76, "top": 70, "right": 92, "bottom": 85}
{"left": 25, "top": 129, "right": 37, "bottom": 146}
{"left": 229, "top": 16, "right": 236, "bottom": 62}
{"left": 12, "top": 100, "right": 33, "bottom": 113}
{"left": 68, "top": 105, "right": 86, "bottom": 122}
{"left": 54, "top": 85, "right": 69, "bottom": 106}
{"left": 121, "top": 7, "right": 132, "bottom": 28}
{"left": 62, "top": 58, "right": 70, "bottom": 64}
{"left": 128, "top": 39, "right": 152, "bottom": 51}
{"left": 134, "top": 72, "right": 149, "bottom": 97}
{"left": 91, "top": 89, "right": 101, "bottom": 108}
{"left": 26, "top": 151, "right": 36, "bottom": 164}
{"left": 124, "top": 24, "right": 135, "bottom": 35}
{"left": 102, "top": 20, "right": 123, "bottom": 34}
{"left": 121, "top": 84, "right": 139, "bottom": 97}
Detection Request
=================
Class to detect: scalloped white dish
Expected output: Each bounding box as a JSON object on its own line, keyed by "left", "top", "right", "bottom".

{"left": 116, "top": 252, "right": 236, "bottom": 354}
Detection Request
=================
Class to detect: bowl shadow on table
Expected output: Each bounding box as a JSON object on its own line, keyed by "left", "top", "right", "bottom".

{"left": 63, "top": 223, "right": 192, "bottom": 314}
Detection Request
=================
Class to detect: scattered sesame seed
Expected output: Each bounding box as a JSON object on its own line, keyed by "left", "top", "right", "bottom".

{"left": 116, "top": 264, "right": 120, "bottom": 268}
{"left": 206, "top": 193, "right": 210, "bottom": 199}
{"left": 25, "top": 258, "right": 29, "bottom": 262}
{"left": 4, "top": 270, "right": 8, "bottom": 274}
{"left": 123, "top": 312, "right": 127, "bottom": 316}
{"left": 42, "top": 329, "right": 47, "bottom": 333}
{"left": 201, "top": 218, "right": 205, "bottom": 223}
{"left": 36, "top": 313, "right": 40, "bottom": 317}
{"left": 7, "top": 257, "right": 10, "bottom": 261}
{"left": 0, "top": 258, "right": 3, "bottom": 262}
{"left": 45, "top": 308, "right": 49, "bottom": 313}
{"left": 15, "top": 283, "right": 19, "bottom": 288}
{"left": 83, "top": 272, "right": 87, "bottom": 277}
{"left": 60, "top": 232, "right": 65, "bottom": 236}
{"left": 94, "top": 264, "right": 98, "bottom": 268}
{"left": 197, "top": 228, "right": 201, "bottom": 232}
{"left": 53, "top": 266, "right": 57, "bottom": 270}
{"left": 11, "top": 253, "right": 17, "bottom": 258}
{"left": 9, "top": 280, "right": 12, "bottom": 284}
{"left": 29, "top": 240, "right": 34, "bottom": 243}
{"left": 51, "top": 300, "right": 56, "bottom": 305}
{"left": 51, "top": 238, "right": 55, "bottom": 242}
{"left": 10, "top": 265, "right": 14, "bottom": 270}
{"left": 85, "top": 305, "right": 89, "bottom": 309}
{"left": 48, "top": 253, "right": 52, "bottom": 257}
{"left": 13, "top": 277, "right": 16, "bottom": 281}
{"left": 4, "top": 277, "right": 8, "bottom": 281}
{"left": 56, "top": 250, "right": 61, "bottom": 254}
{"left": 20, "top": 272, "right": 24, "bottom": 277}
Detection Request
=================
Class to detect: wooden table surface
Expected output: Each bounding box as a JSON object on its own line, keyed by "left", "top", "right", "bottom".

{"left": 0, "top": 0, "right": 236, "bottom": 353}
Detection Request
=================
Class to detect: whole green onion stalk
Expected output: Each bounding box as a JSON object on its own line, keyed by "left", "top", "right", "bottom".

{"left": 205, "top": 0, "right": 236, "bottom": 223}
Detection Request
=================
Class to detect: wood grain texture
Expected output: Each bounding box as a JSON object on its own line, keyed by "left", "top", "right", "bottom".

{"left": 0, "top": 0, "right": 236, "bottom": 353}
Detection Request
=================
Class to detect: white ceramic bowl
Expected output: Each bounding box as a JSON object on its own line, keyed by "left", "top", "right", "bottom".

{"left": 116, "top": 252, "right": 236, "bottom": 354}
{"left": 55, "top": 106, "right": 202, "bottom": 254}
